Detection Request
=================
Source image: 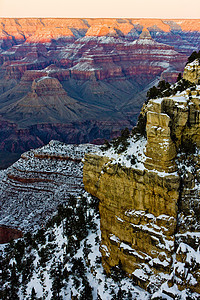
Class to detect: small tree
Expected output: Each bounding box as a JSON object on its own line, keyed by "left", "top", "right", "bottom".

{"left": 187, "top": 50, "right": 200, "bottom": 64}
{"left": 177, "top": 73, "right": 182, "bottom": 82}
{"left": 31, "top": 287, "right": 37, "bottom": 300}
{"left": 80, "top": 279, "right": 93, "bottom": 300}
{"left": 101, "top": 139, "right": 111, "bottom": 151}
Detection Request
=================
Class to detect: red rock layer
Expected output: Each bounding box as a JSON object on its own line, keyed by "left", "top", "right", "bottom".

{"left": 0, "top": 18, "right": 199, "bottom": 154}
{"left": 0, "top": 35, "right": 187, "bottom": 83}
{"left": 0, "top": 119, "right": 131, "bottom": 153}
{"left": 67, "top": 35, "right": 187, "bottom": 82}
{"left": 0, "top": 226, "right": 23, "bottom": 244}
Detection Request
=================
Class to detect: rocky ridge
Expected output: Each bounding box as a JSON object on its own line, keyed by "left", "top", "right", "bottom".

{"left": 83, "top": 60, "right": 200, "bottom": 297}
{"left": 0, "top": 140, "right": 99, "bottom": 233}
{"left": 0, "top": 18, "right": 199, "bottom": 52}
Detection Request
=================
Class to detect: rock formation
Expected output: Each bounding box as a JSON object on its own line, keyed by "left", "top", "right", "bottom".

{"left": 183, "top": 58, "right": 200, "bottom": 83}
{"left": 0, "top": 18, "right": 199, "bottom": 54}
{"left": 0, "top": 141, "right": 99, "bottom": 234}
{"left": 0, "top": 76, "right": 116, "bottom": 126}
{"left": 83, "top": 60, "right": 200, "bottom": 297}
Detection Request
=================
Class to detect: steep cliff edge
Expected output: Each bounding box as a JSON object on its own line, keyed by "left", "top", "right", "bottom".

{"left": 183, "top": 58, "right": 200, "bottom": 84}
{"left": 83, "top": 60, "right": 200, "bottom": 297}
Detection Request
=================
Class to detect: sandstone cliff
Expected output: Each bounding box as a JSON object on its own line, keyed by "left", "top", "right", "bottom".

{"left": 83, "top": 60, "right": 200, "bottom": 298}
{"left": 183, "top": 58, "right": 200, "bottom": 84}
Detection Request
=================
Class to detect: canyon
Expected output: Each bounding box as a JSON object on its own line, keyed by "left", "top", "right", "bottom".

{"left": 0, "top": 18, "right": 200, "bottom": 163}
{"left": 0, "top": 57, "right": 200, "bottom": 298}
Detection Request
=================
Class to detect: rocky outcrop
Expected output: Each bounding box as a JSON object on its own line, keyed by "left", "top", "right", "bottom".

{"left": 83, "top": 61, "right": 200, "bottom": 296}
{"left": 67, "top": 33, "right": 186, "bottom": 82}
{"left": 83, "top": 153, "right": 180, "bottom": 287}
{"left": 183, "top": 59, "right": 200, "bottom": 83}
{"left": 0, "top": 141, "right": 99, "bottom": 234}
{"left": 1, "top": 33, "right": 186, "bottom": 83}
{"left": 0, "top": 18, "right": 199, "bottom": 51}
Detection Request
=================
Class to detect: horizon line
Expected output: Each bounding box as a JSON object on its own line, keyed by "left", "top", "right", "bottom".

{"left": 0, "top": 16, "right": 200, "bottom": 20}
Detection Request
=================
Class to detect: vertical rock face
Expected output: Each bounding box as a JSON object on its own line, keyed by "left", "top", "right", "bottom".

{"left": 83, "top": 154, "right": 180, "bottom": 288}
{"left": 83, "top": 61, "right": 200, "bottom": 296}
{"left": 183, "top": 59, "right": 200, "bottom": 83}
{"left": 145, "top": 110, "right": 177, "bottom": 173}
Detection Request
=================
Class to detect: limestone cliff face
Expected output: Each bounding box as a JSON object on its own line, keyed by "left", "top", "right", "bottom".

{"left": 83, "top": 61, "right": 200, "bottom": 296}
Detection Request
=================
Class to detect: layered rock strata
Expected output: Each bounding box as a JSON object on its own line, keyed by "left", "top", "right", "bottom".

{"left": 83, "top": 62, "right": 200, "bottom": 296}
{"left": 0, "top": 18, "right": 199, "bottom": 54}
{"left": 0, "top": 141, "right": 99, "bottom": 233}
{"left": 1, "top": 18, "right": 199, "bottom": 153}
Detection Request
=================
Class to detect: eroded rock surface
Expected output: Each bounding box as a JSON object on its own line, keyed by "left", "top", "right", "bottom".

{"left": 0, "top": 140, "right": 99, "bottom": 233}
{"left": 83, "top": 60, "right": 200, "bottom": 297}
{"left": 183, "top": 59, "right": 200, "bottom": 84}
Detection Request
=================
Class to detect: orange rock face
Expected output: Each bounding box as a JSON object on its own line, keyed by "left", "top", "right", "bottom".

{"left": 86, "top": 25, "right": 118, "bottom": 37}
{"left": 0, "top": 18, "right": 88, "bottom": 42}
{"left": 0, "top": 18, "right": 199, "bottom": 43}
{"left": 170, "top": 19, "right": 200, "bottom": 31}
{"left": 131, "top": 18, "right": 171, "bottom": 32}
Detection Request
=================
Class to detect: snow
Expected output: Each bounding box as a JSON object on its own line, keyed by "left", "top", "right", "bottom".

{"left": 0, "top": 140, "right": 100, "bottom": 232}
{"left": 109, "top": 234, "right": 120, "bottom": 244}
{"left": 177, "top": 243, "right": 200, "bottom": 264}
{"left": 78, "top": 36, "right": 124, "bottom": 45}
{"left": 0, "top": 72, "right": 200, "bottom": 298}
{"left": 157, "top": 214, "right": 175, "bottom": 222}
{"left": 151, "top": 257, "right": 170, "bottom": 268}
{"left": 101, "top": 244, "right": 110, "bottom": 257}
{"left": 116, "top": 216, "right": 124, "bottom": 223}
{"left": 131, "top": 222, "right": 174, "bottom": 252}
{"left": 171, "top": 95, "right": 187, "bottom": 103}
{"left": 96, "top": 136, "right": 147, "bottom": 172}
{"left": 132, "top": 268, "right": 149, "bottom": 281}
{"left": 37, "top": 76, "right": 51, "bottom": 82}
{"left": 131, "top": 38, "right": 157, "bottom": 46}
{"left": 3, "top": 191, "right": 148, "bottom": 300}
{"left": 185, "top": 59, "right": 200, "bottom": 70}
{"left": 152, "top": 98, "right": 163, "bottom": 104}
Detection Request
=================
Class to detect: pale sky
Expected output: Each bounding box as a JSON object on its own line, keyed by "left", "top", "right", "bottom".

{"left": 0, "top": 0, "right": 200, "bottom": 18}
